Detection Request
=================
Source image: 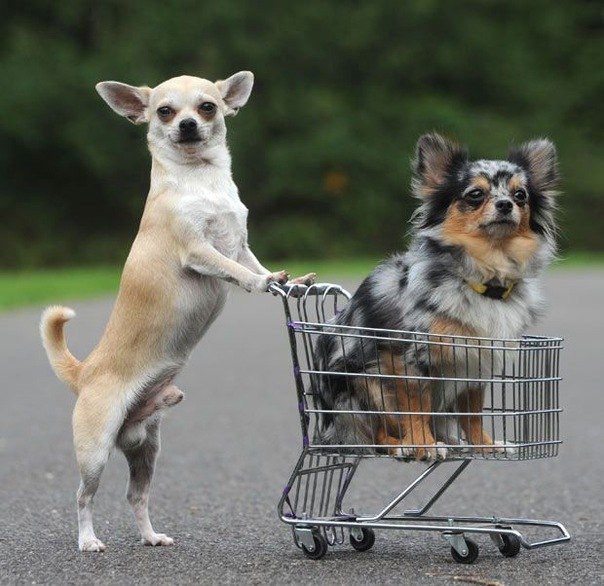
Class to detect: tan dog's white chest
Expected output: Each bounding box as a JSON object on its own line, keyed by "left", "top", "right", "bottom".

{"left": 179, "top": 191, "right": 248, "bottom": 258}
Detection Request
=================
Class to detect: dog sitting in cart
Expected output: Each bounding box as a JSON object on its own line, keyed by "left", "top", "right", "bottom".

{"left": 313, "top": 133, "right": 559, "bottom": 460}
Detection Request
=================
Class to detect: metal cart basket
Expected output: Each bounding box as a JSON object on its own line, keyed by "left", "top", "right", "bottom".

{"left": 270, "top": 282, "right": 570, "bottom": 563}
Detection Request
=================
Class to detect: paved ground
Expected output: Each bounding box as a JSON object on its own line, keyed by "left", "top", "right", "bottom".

{"left": 1, "top": 270, "right": 602, "bottom": 585}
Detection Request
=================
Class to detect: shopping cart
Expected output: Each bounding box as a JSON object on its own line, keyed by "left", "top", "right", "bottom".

{"left": 270, "top": 282, "right": 570, "bottom": 563}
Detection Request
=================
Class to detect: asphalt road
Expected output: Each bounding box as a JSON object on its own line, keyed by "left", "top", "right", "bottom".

{"left": 1, "top": 270, "right": 602, "bottom": 585}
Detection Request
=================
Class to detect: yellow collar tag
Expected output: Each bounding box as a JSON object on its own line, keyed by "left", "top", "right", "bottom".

{"left": 467, "top": 280, "right": 515, "bottom": 300}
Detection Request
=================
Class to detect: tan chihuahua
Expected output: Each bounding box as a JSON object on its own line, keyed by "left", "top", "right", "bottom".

{"left": 40, "top": 72, "right": 314, "bottom": 552}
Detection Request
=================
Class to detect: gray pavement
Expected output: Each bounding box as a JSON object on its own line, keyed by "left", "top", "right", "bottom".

{"left": 1, "top": 270, "right": 602, "bottom": 585}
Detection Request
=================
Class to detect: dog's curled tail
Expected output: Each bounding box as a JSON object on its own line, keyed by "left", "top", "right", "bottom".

{"left": 40, "top": 306, "right": 82, "bottom": 394}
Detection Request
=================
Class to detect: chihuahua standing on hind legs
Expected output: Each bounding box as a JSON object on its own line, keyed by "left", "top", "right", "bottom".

{"left": 40, "top": 72, "right": 315, "bottom": 552}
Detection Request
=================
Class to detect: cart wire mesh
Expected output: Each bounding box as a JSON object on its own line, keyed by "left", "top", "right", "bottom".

{"left": 271, "top": 282, "right": 562, "bottom": 462}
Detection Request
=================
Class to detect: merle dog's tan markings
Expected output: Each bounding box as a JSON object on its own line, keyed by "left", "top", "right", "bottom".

{"left": 315, "top": 132, "right": 558, "bottom": 460}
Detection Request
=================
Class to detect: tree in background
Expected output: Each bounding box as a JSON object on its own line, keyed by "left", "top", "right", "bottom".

{"left": 1, "top": 0, "right": 602, "bottom": 268}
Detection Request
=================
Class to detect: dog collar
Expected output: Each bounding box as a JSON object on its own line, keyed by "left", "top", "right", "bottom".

{"left": 467, "top": 280, "right": 515, "bottom": 300}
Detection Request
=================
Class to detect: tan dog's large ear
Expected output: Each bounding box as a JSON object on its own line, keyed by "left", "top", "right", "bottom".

{"left": 508, "top": 139, "right": 559, "bottom": 195}
{"left": 95, "top": 82, "right": 152, "bottom": 125}
{"left": 412, "top": 133, "right": 468, "bottom": 198}
{"left": 215, "top": 71, "right": 254, "bottom": 116}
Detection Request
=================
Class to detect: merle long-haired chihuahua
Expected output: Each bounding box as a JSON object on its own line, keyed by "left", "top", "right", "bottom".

{"left": 315, "top": 133, "right": 558, "bottom": 460}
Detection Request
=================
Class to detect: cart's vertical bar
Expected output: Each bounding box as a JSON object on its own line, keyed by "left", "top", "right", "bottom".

{"left": 279, "top": 289, "right": 312, "bottom": 447}
{"left": 537, "top": 340, "right": 545, "bottom": 458}
{"left": 554, "top": 340, "right": 561, "bottom": 456}
{"left": 501, "top": 340, "right": 507, "bottom": 455}
{"left": 511, "top": 357, "right": 518, "bottom": 459}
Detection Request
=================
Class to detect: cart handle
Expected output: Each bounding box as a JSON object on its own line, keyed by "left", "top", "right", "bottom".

{"left": 268, "top": 282, "right": 351, "bottom": 298}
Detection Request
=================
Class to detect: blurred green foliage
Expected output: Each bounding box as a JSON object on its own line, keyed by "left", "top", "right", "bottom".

{"left": 1, "top": 0, "right": 602, "bottom": 269}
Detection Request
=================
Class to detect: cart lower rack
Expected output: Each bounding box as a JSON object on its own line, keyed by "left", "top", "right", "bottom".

{"left": 270, "top": 282, "right": 570, "bottom": 563}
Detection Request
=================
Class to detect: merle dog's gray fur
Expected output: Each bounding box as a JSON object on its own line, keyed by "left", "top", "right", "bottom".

{"left": 314, "top": 133, "right": 559, "bottom": 452}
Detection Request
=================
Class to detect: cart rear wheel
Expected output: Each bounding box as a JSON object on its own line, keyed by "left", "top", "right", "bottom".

{"left": 349, "top": 527, "right": 375, "bottom": 552}
{"left": 301, "top": 531, "right": 328, "bottom": 560}
{"left": 498, "top": 533, "right": 521, "bottom": 557}
{"left": 450, "top": 538, "right": 479, "bottom": 564}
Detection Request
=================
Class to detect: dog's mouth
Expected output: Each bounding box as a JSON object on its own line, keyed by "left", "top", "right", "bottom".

{"left": 176, "top": 136, "right": 203, "bottom": 145}
{"left": 486, "top": 219, "right": 516, "bottom": 226}
{"left": 482, "top": 216, "right": 519, "bottom": 229}
{"left": 480, "top": 218, "right": 519, "bottom": 237}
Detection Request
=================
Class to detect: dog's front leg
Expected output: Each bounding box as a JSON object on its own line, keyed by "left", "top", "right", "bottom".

{"left": 237, "top": 244, "right": 316, "bottom": 286}
{"left": 237, "top": 244, "right": 270, "bottom": 275}
{"left": 457, "top": 387, "right": 495, "bottom": 453}
{"left": 185, "top": 242, "right": 288, "bottom": 292}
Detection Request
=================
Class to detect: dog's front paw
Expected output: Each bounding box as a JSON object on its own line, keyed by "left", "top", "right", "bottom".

{"left": 433, "top": 442, "right": 449, "bottom": 460}
{"left": 413, "top": 442, "right": 448, "bottom": 462}
{"left": 388, "top": 443, "right": 447, "bottom": 462}
{"left": 269, "top": 270, "right": 290, "bottom": 285}
{"left": 79, "top": 537, "right": 106, "bottom": 552}
{"left": 142, "top": 532, "right": 174, "bottom": 546}
{"left": 261, "top": 270, "right": 290, "bottom": 291}
{"left": 389, "top": 444, "right": 415, "bottom": 461}
{"left": 491, "top": 439, "right": 518, "bottom": 457}
{"left": 289, "top": 272, "right": 317, "bottom": 286}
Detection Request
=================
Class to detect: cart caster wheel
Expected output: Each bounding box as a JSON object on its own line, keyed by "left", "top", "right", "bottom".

{"left": 498, "top": 533, "right": 521, "bottom": 557}
{"left": 301, "top": 531, "right": 328, "bottom": 560}
{"left": 450, "top": 538, "right": 479, "bottom": 564}
{"left": 350, "top": 527, "right": 375, "bottom": 552}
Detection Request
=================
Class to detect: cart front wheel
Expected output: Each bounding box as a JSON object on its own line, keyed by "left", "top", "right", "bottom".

{"left": 301, "top": 531, "right": 328, "bottom": 560}
{"left": 498, "top": 533, "right": 521, "bottom": 557}
{"left": 450, "top": 538, "right": 479, "bottom": 564}
{"left": 349, "top": 527, "right": 375, "bottom": 552}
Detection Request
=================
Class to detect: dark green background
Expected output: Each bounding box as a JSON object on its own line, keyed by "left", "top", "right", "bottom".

{"left": 1, "top": 0, "right": 602, "bottom": 269}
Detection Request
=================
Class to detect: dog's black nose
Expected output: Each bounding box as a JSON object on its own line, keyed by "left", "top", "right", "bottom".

{"left": 496, "top": 200, "right": 513, "bottom": 214}
{"left": 179, "top": 118, "right": 197, "bottom": 132}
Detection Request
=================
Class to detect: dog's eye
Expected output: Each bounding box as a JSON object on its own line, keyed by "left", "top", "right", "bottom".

{"left": 513, "top": 189, "right": 528, "bottom": 203}
{"left": 157, "top": 106, "right": 174, "bottom": 118}
{"left": 465, "top": 189, "right": 485, "bottom": 202}
{"left": 199, "top": 102, "right": 216, "bottom": 114}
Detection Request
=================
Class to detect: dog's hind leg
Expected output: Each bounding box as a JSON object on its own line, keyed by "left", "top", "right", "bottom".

{"left": 73, "top": 396, "right": 117, "bottom": 552}
{"left": 122, "top": 420, "right": 174, "bottom": 546}
{"left": 76, "top": 463, "right": 109, "bottom": 552}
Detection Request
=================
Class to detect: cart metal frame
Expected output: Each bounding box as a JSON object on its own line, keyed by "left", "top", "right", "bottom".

{"left": 270, "top": 282, "right": 570, "bottom": 563}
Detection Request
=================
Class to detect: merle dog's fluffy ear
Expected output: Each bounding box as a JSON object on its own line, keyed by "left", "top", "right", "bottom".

{"left": 508, "top": 139, "right": 559, "bottom": 195}
{"left": 412, "top": 133, "right": 468, "bottom": 197}
{"left": 508, "top": 138, "right": 559, "bottom": 241}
